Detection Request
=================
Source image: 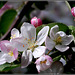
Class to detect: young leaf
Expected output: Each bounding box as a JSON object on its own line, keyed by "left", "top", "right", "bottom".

{"left": 0, "top": 9, "right": 17, "bottom": 35}
{"left": 0, "top": 63, "right": 20, "bottom": 72}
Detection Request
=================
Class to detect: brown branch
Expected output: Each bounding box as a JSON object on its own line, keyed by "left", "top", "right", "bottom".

{"left": 0, "top": 1, "right": 34, "bottom": 41}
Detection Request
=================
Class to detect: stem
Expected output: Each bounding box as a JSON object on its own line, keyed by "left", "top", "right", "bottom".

{"left": 65, "top": 1, "right": 71, "bottom": 11}
{"left": 47, "top": 50, "right": 51, "bottom": 55}
{"left": 65, "top": 1, "right": 75, "bottom": 22}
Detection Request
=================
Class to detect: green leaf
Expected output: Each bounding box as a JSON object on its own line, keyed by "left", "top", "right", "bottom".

{"left": 69, "top": 25, "right": 75, "bottom": 37}
{"left": 0, "top": 63, "right": 20, "bottom": 72}
{"left": 53, "top": 55, "right": 61, "bottom": 62}
{"left": 0, "top": 9, "right": 17, "bottom": 35}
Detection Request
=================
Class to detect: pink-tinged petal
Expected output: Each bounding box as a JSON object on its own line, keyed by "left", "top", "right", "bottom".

{"left": 55, "top": 45, "right": 69, "bottom": 52}
{"left": 45, "top": 55, "right": 53, "bottom": 63}
{"left": 45, "top": 36, "right": 55, "bottom": 50}
{"left": 0, "top": 42, "right": 7, "bottom": 52}
{"left": 35, "top": 55, "right": 53, "bottom": 73}
{"left": 13, "top": 48, "right": 18, "bottom": 59}
{"left": 36, "top": 65, "right": 41, "bottom": 73}
{"left": 33, "top": 46, "right": 46, "bottom": 58}
{"left": 0, "top": 58, "right": 6, "bottom": 65}
{"left": 37, "top": 18, "right": 42, "bottom": 26}
{"left": 0, "top": 52, "right": 6, "bottom": 65}
{"left": 0, "top": 40, "right": 10, "bottom": 53}
{"left": 31, "top": 17, "right": 38, "bottom": 28}
{"left": 35, "top": 59, "right": 40, "bottom": 65}
{"left": 5, "top": 54, "right": 15, "bottom": 63}
{"left": 71, "top": 7, "right": 75, "bottom": 17}
{"left": 36, "top": 26, "right": 49, "bottom": 45}
{"left": 31, "top": 17, "right": 42, "bottom": 28}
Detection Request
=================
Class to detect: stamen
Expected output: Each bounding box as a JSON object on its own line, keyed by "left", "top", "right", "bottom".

{"left": 10, "top": 34, "right": 16, "bottom": 39}
{"left": 55, "top": 36, "right": 62, "bottom": 44}
{"left": 23, "top": 45, "right": 25, "bottom": 47}
{"left": 8, "top": 51, "right": 13, "bottom": 56}
{"left": 40, "top": 59, "right": 47, "bottom": 64}
{"left": 28, "top": 39, "right": 31, "bottom": 41}
{"left": 32, "top": 37, "right": 34, "bottom": 39}
{"left": 10, "top": 36, "right": 12, "bottom": 39}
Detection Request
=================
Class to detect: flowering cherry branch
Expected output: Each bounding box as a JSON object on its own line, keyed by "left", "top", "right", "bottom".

{"left": 0, "top": 12, "right": 75, "bottom": 73}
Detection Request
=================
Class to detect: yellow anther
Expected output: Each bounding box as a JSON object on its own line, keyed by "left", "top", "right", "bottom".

{"left": 32, "top": 37, "right": 34, "bottom": 39}
{"left": 13, "top": 34, "right": 16, "bottom": 37}
{"left": 40, "top": 59, "right": 47, "bottom": 64}
{"left": 10, "top": 34, "right": 16, "bottom": 39}
{"left": 10, "top": 36, "right": 12, "bottom": 39}
{"left": 24, "top": 39, "right": 25, "bottom": 41}
{"left": 8, "top": 51, "right": 13, "bottom": 56}
{"left": 55, "top": 36, "right": 62, "bottom": 44}
{"left": 23, "top": 45, "right": 25, "bottom": 47}
{"left": 32, "top": 45, "right": 34, "bottom": 47}
{"left": 28, "top": 39, "right": 31, "bottom": 41}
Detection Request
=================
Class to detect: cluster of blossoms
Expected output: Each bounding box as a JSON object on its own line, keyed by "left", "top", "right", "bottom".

{"left": 0, "top": 17, "right": 74, "bottom": 73}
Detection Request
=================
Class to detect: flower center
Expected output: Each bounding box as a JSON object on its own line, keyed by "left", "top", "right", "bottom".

{"left": 55, "top": 36, "right": 62, "bottom": 44}
{"left": 10, "top": 34, "right": 16, "bottom": 39}
{"left": 8, "top": 51, "right": 14, "bottom": 56}
{"left": 40, "top": 59, "right": 47, "bottom": 64}
{"left": 23, "top": 37, "right": 38, "bottom": 50}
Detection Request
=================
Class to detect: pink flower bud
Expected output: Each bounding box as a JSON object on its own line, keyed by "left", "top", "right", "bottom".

{"left": 31, "top": 17, "right": 42, "bottom": 28}
{"left": 71, "top": 7, "right": 75, "bottom": 17}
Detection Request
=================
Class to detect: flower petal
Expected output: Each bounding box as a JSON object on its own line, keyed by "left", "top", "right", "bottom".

{"left": 5, "top": 54, "right": 15, "bottom": 63}
{"left": 45, "top": 36, "right": 55, "bottom": 50}
{"left": 72, "top": 47, "right": 75, "bottom": 52}
{"left": 55, "top": 31, "right": 66, "bottom": 39}
{"left": 11, "top": 37, "right": 28, "bottom": 52}
{"left": 11, "top": 28, "right": 20, "bottom": 38}
{"left": 60, "top": 58, "right": 66, "bottom": 66}
{"left": 0, "top": 40, "right": 10, "bottom": 53}
{"left": 36, "top": 65, "right": 41, "bottom": 73}
{"left": 62, "top": 35, "right": 74, "bottom": 45}
{"left": 36, "top": 26, "right": 49, "bottom": 45}
{"left": 13, "top": 48, "right": 18, "bottom": 60}
{"left": 0, "top": 52, "right": 6, "bottom": 65}
{"left": 21, "top": 50, "right": 32, "bottom": 68}
{"left": 21, "top": 22, "right": 36, "bottom": 42}
{"left": 33, "top": 46, "right": 46, "bottom": 58}
{"left": 50, "top": 25, "right": 59, "bottom": 40}
{"left": 55, "top": 45, "right": 69, "bottom": 52}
